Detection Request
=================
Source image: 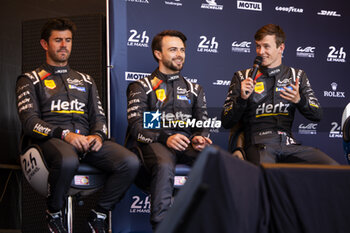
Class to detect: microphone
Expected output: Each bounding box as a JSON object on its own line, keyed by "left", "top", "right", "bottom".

{"left": 245, "top": 56, "right": 262, "bottom": 95}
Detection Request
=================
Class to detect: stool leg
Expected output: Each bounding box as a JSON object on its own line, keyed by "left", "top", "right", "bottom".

{"left": 67, "top": 195, "right": 73, "bottom": 233}
{"left": 108, "top": 210, "right": 112, "bottom": 233}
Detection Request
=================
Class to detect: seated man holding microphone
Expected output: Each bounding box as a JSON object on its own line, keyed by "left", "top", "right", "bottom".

{"left": 221, "top": 24, "right": 337, "bottom": 165}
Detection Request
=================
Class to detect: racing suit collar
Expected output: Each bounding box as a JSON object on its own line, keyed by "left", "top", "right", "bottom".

{"left": 43, "top": 62, "right": 70, "bottom": 74}
{"left": 260, "top": 64, "right": 283, "bottom": 77}
{"left": 155, "top": 69, "right": 180, "bottom": 82}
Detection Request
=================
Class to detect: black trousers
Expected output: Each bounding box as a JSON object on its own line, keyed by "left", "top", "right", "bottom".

{"left": 140, "top": 142, "right": 199, "bottom": 228}
{"left": 245, "top": 133, "right": 338, "bottom": 166}
{"left": 35, "top": 138, "right": 139, "bottom": 212}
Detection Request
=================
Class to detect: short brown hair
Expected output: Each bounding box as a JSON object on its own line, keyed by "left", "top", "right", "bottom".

{"left": 151, "top": 30, "right": 187, "bottom": 62}
{"left": 41, "top": 18, "right": 76, "bottom": 43}
{"left": 254, "top": 24, "right": 285, "bottom": 47}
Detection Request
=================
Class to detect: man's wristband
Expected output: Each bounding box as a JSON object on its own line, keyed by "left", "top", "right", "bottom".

{"left": 61, "top": 129, "right": 70, "bottom": 140}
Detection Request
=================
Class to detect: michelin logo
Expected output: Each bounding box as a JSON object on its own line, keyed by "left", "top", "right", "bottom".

{"left": 201, "top": 0, "right": 223, "bottom": 10}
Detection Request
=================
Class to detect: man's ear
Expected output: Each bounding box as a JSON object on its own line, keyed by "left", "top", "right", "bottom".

{"left": 40, "top": 39, "right": 48, "bottom": 51}
{"left": 154, "top": 50, "right": 162, "bottom": 61}
{"left": 279, "top": 43, "right": 285, "bottom": 54}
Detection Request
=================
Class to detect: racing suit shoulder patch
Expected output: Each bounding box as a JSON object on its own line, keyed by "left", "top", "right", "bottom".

{"left": 24, "top": 71, "right": 40, "bottom": 85}
{"left": 137, "top": 77, "right": 153, "bottom": 94}
{"left": 185, "top": 79, "right": 198, "bottom": 97}
{"left": 76, "top": 71, "right": 92, "bottom": 84}
{"left": 151, "top": 76, "right": 163, "bottom": 90}
{"left": 37, "top": 69, "right": 51, "bottom": 80}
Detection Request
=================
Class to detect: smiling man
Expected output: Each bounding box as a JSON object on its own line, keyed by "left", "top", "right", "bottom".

{"left": 221, "top": 24, "right": 337, "bottom": 165}
{"left": 16, "top": 18, "right": 139, "bottom": 233}
{"left": 126, "top": 30, "right": 212, "bottom": 230}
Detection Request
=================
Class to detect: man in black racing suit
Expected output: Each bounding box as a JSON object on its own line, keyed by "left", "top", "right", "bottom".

{"left": 126, "top": 30, "right": 212, "bottom": 230}
{"left": 222, "top": 24, "right": 337, "bottom": 165}
{"left": 16, "top": 18, "right": 139, "bottom": 233}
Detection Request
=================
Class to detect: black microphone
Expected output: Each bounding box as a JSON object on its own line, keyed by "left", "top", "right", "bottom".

{"left": 245, "top": 56, "right": 262, "bottom": 95}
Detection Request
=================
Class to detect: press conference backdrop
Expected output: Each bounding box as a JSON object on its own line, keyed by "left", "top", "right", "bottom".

{"left": 109, "top": 0, "right": 349, "bottom": 231}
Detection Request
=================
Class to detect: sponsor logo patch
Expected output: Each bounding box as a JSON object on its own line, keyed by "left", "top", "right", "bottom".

{"left": 69, "top": 84, "right": 86, "bottom": 92}
{"left": 44, "top": 80, "right": 56, "bottom": 89}
{"left": 155, "top": 89, "right": 166, "bottom": 102}
{"left": 254, "top": 82, "right": 264, "bottom": 94}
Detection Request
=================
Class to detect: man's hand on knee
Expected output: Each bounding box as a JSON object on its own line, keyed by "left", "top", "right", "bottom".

{"left": 64, "top": 132, "right": 89, "bottom": 153}
{"left": 191, "top": 136, "right": 212, "bottom": 151}
{"left": 166, "top": 134, "right": 190, "bottom": 151}
{"left": 86, "top": 135, "right": 103, "bottom": 152}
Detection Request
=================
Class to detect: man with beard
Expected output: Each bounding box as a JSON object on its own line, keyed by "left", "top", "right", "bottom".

{"left": 16, "top": 18, "right": 139, "bottom": 233}
{"left": 126, "top": 30, "right": 212, "bottom": 230}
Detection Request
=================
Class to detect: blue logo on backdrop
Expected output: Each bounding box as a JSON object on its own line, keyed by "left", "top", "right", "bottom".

{"left": 143, "top": 110, "right": 161, "bottom": 129}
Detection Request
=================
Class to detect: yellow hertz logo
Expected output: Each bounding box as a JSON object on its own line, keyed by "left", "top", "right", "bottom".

{"left": 52, "top": 110, "right": 85, "bottom": 114}
{"left": 256, "top": 102, "right": 290, "bottom": 118}
{"left": 33, "top": 123, "right": 51, "bottom": 136}
{"left": 51, "top": 99, "right": 85, "bottom": 114}
{"left": 256, "top": 112, "right": 289, "bottom": 118}
{"left": 33, "top": 129, "right": 48, "bottom": 136}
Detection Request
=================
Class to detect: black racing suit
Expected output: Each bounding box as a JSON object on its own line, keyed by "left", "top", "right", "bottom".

{"left": 16, "top": 63, "right": 139, "bottom": 212}
{"left": 126, "top": 68, "right": 209, "bottom": 228}
{"left": 222, "top": 64, "right": 337, "bottom": 165}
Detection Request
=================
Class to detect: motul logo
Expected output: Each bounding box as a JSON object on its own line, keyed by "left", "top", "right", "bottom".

{"left": 237, "top": 1, "right": 262, "bottom": 11}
